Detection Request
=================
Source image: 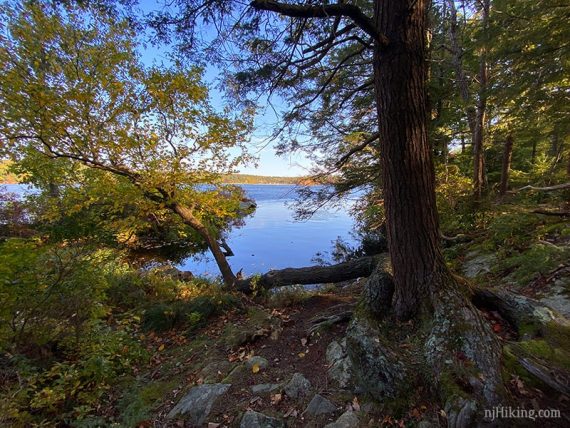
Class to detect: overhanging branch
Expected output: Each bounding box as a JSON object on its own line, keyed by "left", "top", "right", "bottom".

{"left": 336, "top": 132, "right": 379, "bottom": 168}
{"left": 250, "top": 0, "right": 388, "bottom": 46}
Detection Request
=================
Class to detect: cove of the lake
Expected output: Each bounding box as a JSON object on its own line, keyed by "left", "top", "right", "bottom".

{"left": 2, "top": 183, "right": 358, "bottom": 277}
{"left": 179, "top": 184, "right": 357, "bottom": 277}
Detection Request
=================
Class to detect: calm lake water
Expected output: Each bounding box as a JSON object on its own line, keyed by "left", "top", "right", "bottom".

{"left": 2, "top": 183, "right": 358, "bottom": 277}
{"left": 180, "top": 184, "right": 358, "bottom": 277}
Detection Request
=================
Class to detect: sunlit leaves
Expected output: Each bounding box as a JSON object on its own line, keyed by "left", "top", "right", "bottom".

{"left": 0, "top": 1, "right": 255, "bottom": 250}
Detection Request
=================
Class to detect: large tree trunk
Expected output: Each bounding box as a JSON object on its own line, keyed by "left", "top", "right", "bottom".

{"left": 373, "top": 0, "right": 449, "bottom": 320}
{"left": 369, "top": 1, "right": 506, "bottom": 420}
{"left": 172, "top": 203, "right": 236, "bottom": 286}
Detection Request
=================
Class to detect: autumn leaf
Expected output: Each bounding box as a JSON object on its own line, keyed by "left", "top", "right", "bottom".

{"left": 158, "top": 344, "right": 165, "bottom": 351}
{"left": 351, "top": 396, "right": 360, "bottom": 411}
{"left": 251, "top": 363, "right": 260, "bottom": 373}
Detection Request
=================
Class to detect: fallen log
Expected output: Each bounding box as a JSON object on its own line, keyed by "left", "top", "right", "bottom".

{"left": 235, "top": 255, "right": 383, "bottom": 293}
{"left": 532, "top": 209, "right": 570, "bottom": 217}
{"left": 516, "top": 182, "right": 570, "bottom": 192}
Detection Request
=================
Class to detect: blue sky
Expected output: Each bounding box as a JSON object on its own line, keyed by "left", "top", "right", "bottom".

{"left": 136, "top": 1, "right": 312, "bottom": 177}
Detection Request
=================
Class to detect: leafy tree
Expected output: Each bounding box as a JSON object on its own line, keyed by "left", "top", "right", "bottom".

{"left": 0, "top": 1, "right": 253, "bottom": 285}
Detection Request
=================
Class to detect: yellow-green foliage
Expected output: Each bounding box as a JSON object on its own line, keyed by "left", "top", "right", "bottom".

{"left": 0, "top": 160, "right": 20, "bottom": 184}
{"left": 0, "top": 239, "right": 113, "bottom": 349}
{"left": 3, "top": 326, "right": 147, "bottom": 424}
{"left": 0, "top": 240, "right": 151, "bottom": 426}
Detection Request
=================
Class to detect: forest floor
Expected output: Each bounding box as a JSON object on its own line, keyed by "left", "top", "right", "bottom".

{"left": 94, "top": 206, "right": 570, "bottom": 427}
{"left": 111, "top": 270, "right": 570, "bottom": 427}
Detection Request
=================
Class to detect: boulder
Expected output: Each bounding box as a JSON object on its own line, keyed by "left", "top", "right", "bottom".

{"left": 240, "top": 410, "right": 284, "bottom": 428}
{"left": 324, "top": 411, "right": 359, "bottom": 428}
{"left": 283, "top": 372, "right": 311, "bottom": 399}
{"left": 246, "top": 355, "right": 269, "bottom": 371}
{"left": 167, "top": 383, "right": 230, "bottom": 424}
{"left": 362, "top": 264, "right": 394, "bottom": 315}
{"left": 345, "top": 315, "right": 406, "bottom": 399}
{"left": 462, "top": 251, "right": 495, "bottom": 278}
{"left": 304, "top": 394, "right": 337, "bottom": 416}
{"left": 251, "top": 383, "right": 282, "bottom": 394}
{"left": 326, "top": 339, "right": 353, "bottom": 388}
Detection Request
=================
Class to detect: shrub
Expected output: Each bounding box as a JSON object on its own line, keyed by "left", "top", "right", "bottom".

{"left": 142, "top": 291, "right": 240, "bottom": 332}
{"left": 0, "top": 240, "right": 114, "bottom": 352}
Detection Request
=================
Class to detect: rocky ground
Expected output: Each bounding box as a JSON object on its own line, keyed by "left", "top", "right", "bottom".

{"left": 117, "top": 275, "right": 570, "bottom": 427}
{"left": 116, "top": 222, "right": 570, "bottom": 428}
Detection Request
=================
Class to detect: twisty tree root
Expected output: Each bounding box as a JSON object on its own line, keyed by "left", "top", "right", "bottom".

{"left": 344, "top": 274, "right": 570, "bottom": 426}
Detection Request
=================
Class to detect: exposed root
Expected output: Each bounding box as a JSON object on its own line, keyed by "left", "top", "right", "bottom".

{"left": 472, "top": 286, "right": 570, "bottom": 338}
{"left": 510, "top": 346, "right": 570, "bottom": 395}
{"left": 308, "top": 311, "right": 353, "bottom": 336}
{"left": 427, "top": 286, "right": 505, "bottom": 423}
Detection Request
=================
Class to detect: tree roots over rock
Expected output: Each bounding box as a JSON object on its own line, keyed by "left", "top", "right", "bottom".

{"left": 344, "top": 268, "right": 570, "bottom": 426}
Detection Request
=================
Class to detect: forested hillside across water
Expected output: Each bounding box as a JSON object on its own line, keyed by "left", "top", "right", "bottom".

{"left": 0, "top": 1, "right": 569, "bottom": 427}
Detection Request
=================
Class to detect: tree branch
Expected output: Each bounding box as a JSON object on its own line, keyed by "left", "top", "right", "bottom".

{"left": 250, "top": 0, "right": 388, "bottom": 46}
{"left": 335, "top": 132, "right": 379, "bottom": 168}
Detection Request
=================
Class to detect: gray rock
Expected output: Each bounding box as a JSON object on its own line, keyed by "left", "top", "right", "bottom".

{"left": 445, "top": 397, "right": 478, "bottom": 428}
{"left": 222, "top": 364, "right": 247, "bottom": 383}
{"left": 283, "top": 372, "right": 311, "bottom": 399}
{"left": 251, "top": 383, "right": 281, "bottom": 394}
{"left": 326, "top": 339, "right": 353, "bottom": 388}
{"left": 324, "top": 411, "right": 359, "bottom": 428}
{"left": 539, "top": 278, "right": 570, "bottom": 318}
{"left": 417, "top": 421, "right": 436, "bottom": 428}
{"left": 463, "top": 251, "right": 495, "bottom": 278}
{"left": 199, "top": 360, "right": 233, "bottom": 383}
{"left": 345, "top": 315, "right": 406, "bottom": 399}
{"left": 246, "top": 355, "right": 269, "bottom": 371}
{"left": 240, "top": 410, "right": 284, "bottom": 428}
{"left": 304, "top": 394, "right": 337, "bottom": 416}
{"left": 167, "top": 383, "right": 230, "bottom": 424}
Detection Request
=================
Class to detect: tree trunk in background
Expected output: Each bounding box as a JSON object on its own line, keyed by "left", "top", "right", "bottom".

{"left": 499, "top": 133, "right": 514, "bottom": 196}
{"left": 447, "top": 0, "right": 489, "bottom": 199}
{"left": 374, "top": 0, "right": 450, "bottom": 320}
{"left": 447, "top": 0, "right": 476, "bottom": 135}
{"left": 473, "top": 0, "right": 490, "bottom": 199}
{"left": 172, "top": 203, "right": 237, "bottom": 286}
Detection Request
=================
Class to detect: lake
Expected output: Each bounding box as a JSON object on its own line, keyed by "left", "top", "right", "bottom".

{"left": 1, "top": 183, "right": 359, "bottom": 277}
{"left": 180, "top": 184, "right": 358, "bottom": 277}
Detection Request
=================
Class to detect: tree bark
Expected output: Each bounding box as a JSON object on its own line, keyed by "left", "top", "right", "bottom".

{"left": 373, "top": 0, "right": 450, "bottom": 320}
{"left": 499, "top": 133, "right": 514, "bottom": 196}
{"left": 172, "top": 203, "right": 237, "bottom": 286}
{"left": 235, "top": 255, "right": 379, "bottom": 293}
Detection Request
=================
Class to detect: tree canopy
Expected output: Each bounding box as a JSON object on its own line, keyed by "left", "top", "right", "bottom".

{"left": 0, "top": 1, "right": 254, "bottom": 283}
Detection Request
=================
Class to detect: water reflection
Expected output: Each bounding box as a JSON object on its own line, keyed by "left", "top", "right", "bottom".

{"left": 180, "top": 185, "right": 357, "bottom": 277}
